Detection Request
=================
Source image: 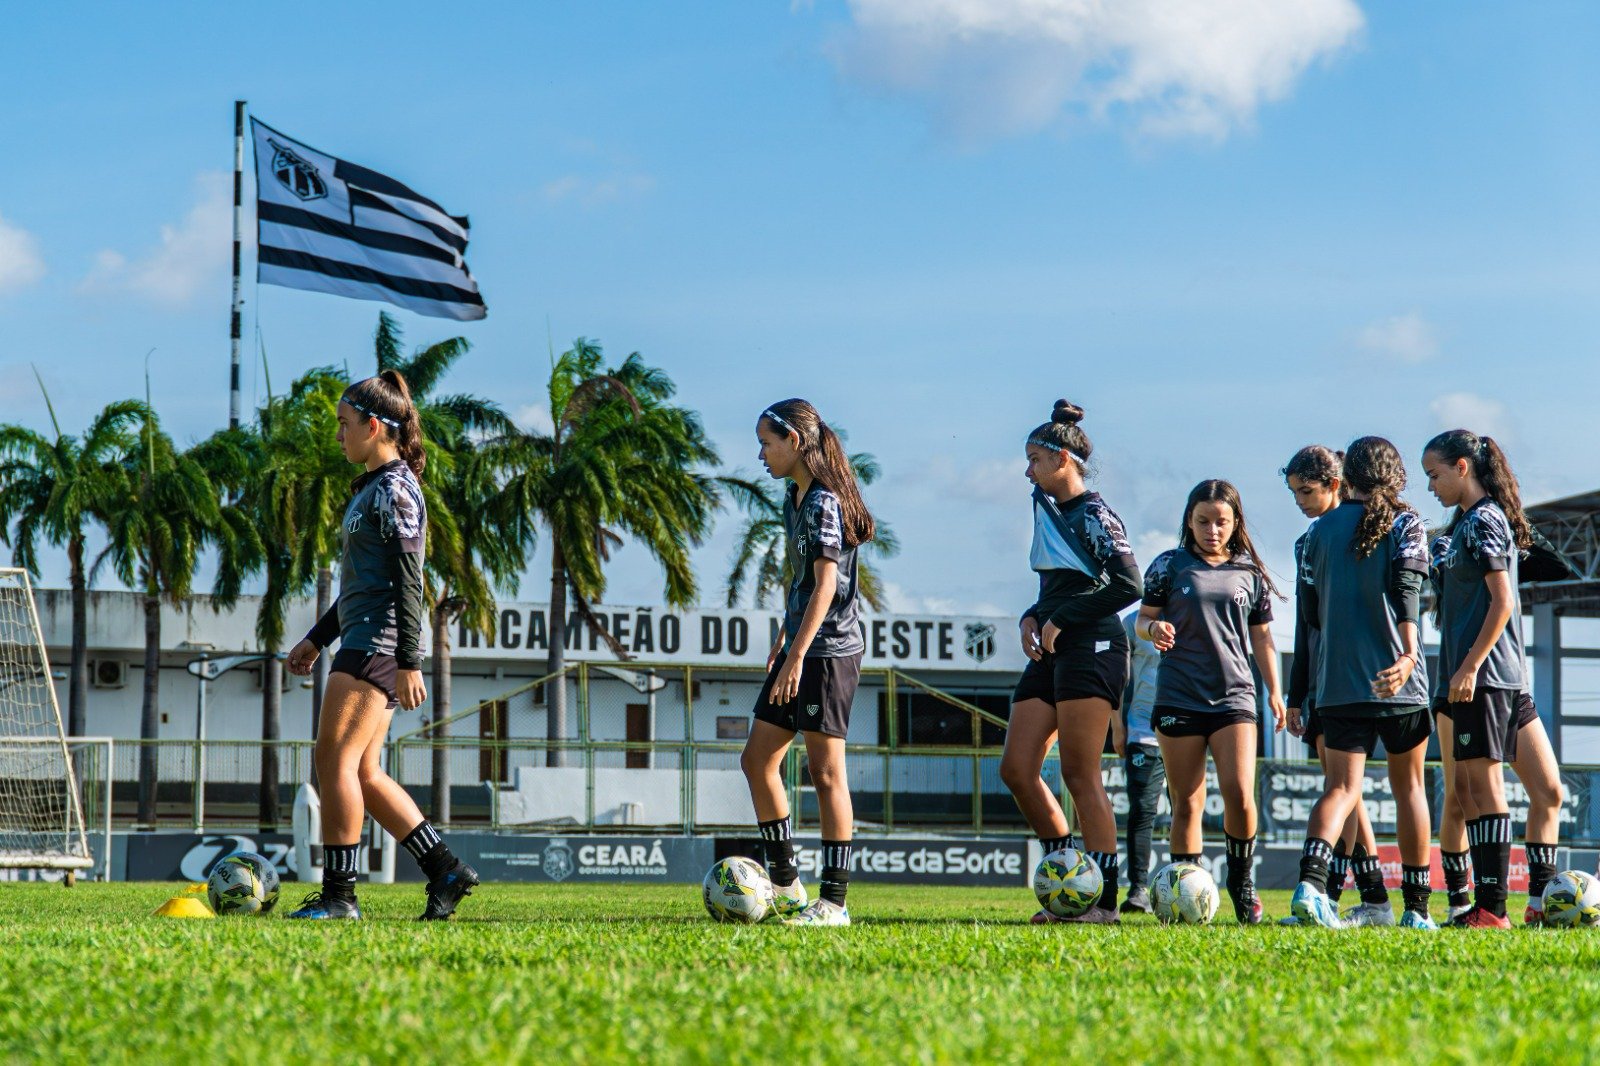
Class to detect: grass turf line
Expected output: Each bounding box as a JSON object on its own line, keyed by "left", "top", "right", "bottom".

{"left": 0, "top": 883, "right": 1594, "bottom": 1064}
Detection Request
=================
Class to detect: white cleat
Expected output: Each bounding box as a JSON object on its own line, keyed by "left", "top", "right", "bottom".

{"left": 1343, "top": 901, "right": 1396, "bottom": 928}
{"left": 768, "top": 879, "right": 809, "bottom": 921}
{"left": 1291, "top": 881, "right": 1345, "bottom": 929}
{"left": 1448, "top": 901, "right": 1474, "bottom": 923}
{"left": 783, "top": 899, "right": 851, "bottom": 926}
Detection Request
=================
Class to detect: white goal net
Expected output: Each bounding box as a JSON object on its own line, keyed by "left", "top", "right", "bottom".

{"left": 0, "top": 569, "right": 92, "bottom": 871}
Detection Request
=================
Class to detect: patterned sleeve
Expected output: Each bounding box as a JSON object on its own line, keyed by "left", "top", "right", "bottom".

{"left": 1389, "top": 510, "right": 1430, "bottom": 574}
{"left": 1248, "top": 572, "right": 1274, "bottom": 626}
{"left": 805, "top": 489, "right": 845, "bottom": 564}
{"left": 1298, "top": 519, "right": 1320, "bottom": 587}
{"left": 1142, "top": 550, "right": 1176, "bottom": 608}
{"left": 1463, "top": 506, "right": 1513, "bottom": 572}
{"left": 1081, "top": 500, "right": 1135, "bottom": 568}
{"left": 374, "top": 471, "right": 426, "bottom": 555}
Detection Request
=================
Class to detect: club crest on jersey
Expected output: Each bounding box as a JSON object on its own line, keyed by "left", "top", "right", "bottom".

{"left": 1132, "top": 752, "right": 1146, "bottom": 768}
{"left": 1233, "top": 586, "right": 1249, "bottom": 607}
{"left": 347, "top": 512, "right": 363, "bottom": 534}
{"left": 964, "top": 623, "right": 996, "bottom": 663}
{"left": 267, "top": 138, "right": 327, "bottom": 201}
{"left": 1181, "top": 586, "right": 1192, "bottom": 596}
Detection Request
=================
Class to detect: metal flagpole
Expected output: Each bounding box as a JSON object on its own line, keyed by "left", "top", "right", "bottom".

{"left": 229, "top": 100, "right": 246, "bottom": 429}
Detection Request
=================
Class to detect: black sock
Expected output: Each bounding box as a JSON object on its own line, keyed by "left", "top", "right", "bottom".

{"left": 1225, "top": 834, "right": 1257, "bottom": 900}
{"left": 1351, "top": 844, "right": 1389, "bottom": 906}
{"left": 1040, "top": 834, "right": 1077, "bottom": 855}
{"left": 1527, "top": 842, "right": 1558, "bottom": 906}
{"left": 401, "top": 821, "right": 457, "bottom": 882}
{"left": 1401, "top": 864, "right": 1431, "bottom": 915}
{"left": 1299, "top": 838, "right": 1333, "bottom": 892}
{"left": 323, "top": 842, "right": 360, "bottom": 903}
{"left": 1468, "top": 814, "right": 1513, "bottom": 917}
{"left": 758, "top": 817, "right": 798, "bottom": 885}
{"left": 1327, "top": 841, "right": 1350, "bottom": 903}
{"left": 1442, "top": 850, "right": 1472, "bottom": 909}
{"left": 820, "top": 840, "right": 851, "bottom": 907}
{"left": 1086, "top": 850, "right": 1119, "bottom": 911}
{"left": 1171, "top": 852, "right": 1202, "bottom": 865}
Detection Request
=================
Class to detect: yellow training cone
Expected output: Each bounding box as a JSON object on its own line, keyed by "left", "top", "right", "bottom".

{"left": 186, "top": 882, "right": 208, "bottom": 894}
{"left": 154, "top": 895, "right": 215, "bottom": 919}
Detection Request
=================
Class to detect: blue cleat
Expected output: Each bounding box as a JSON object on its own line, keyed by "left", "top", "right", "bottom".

{"left": 1291, "top": 881, "right": 1344, "bottom": 928}
{"left": 286, "top": 891, "right": 361, "bottom": 920}
{"left": 420, "top": 862, "right": 480, "bottom": 921}
{"left": 1399, "top": 909, "right": 1440, "bottom": 930}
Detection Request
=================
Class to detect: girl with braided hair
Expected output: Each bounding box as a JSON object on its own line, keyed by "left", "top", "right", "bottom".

{"left": 1290, "top": 437, "right": 1436, "bottom": 929}
{"left": 740, "top": 398, "right": 874, "bottom": 926}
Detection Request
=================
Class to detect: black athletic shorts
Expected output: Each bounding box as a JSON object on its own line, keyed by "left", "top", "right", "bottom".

{"left": 1302, "top": 700, "right": 1323, "bottom": 752}
{"left": 1153, "top": 705, "right": 1256, "bottom": 739}
{"left": 1318, "top": 704, "right": 1431, "bottom": 757}
{"left": 1440, "top": 691, "right": 1540, "bottom": 733}
{"left": 1011, "top": 630, "right": 1130, "bottom": 708}
{"left": 331, "top": 648, "right": 399, "bottom": 710}
{"left": 1447, "top": 687, "right": 1520, "bottom": 763}
{"left": 752, "top": 651, "right": 862, "bottom": 739}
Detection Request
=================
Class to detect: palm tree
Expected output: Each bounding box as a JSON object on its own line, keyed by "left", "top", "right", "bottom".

{"left": 374, "top": 313, "right": 520, "bottom": 821}
{"left": 0, "top": 385, "right": 144, "bottom": 741}
{"left": 498, "top": 339, "right": 721, "bottom": 766}
{"left": 96, "top": 409, "right": 239, "bottom": 827}
{"left": 724, "top": 448, "right": 900, "bottom": 610}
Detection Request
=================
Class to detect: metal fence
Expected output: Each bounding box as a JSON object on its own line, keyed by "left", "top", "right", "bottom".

{"left": 62, "top": 662, "right": 1600, "bottom": 847}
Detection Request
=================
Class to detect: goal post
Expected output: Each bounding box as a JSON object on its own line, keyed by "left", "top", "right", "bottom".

{"left": 0, "top": 569, "right": 93, "bottom": 874}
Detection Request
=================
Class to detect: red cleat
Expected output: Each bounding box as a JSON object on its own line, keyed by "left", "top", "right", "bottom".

{"left": 1524, "top": 904, "right": 1546, "bottom": 928}
{"left": 1450, "top": 906, "right": 1511, "bottom": 929}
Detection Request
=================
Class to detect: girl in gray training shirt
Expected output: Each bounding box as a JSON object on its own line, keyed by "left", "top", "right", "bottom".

{"left": 1422, "top": 429, "right": 1541, "bottom": 928}
{"left": 285, "top": 372, "right": 476, "bottom": 922}
{"left": 1137, "top": 479, "right": 1284, "bottom": 925}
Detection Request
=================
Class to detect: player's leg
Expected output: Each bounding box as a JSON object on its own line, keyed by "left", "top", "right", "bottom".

{"left": 1323, "top": 739, "right": 1353, "bottom": 908}
{"left": 1345, "top": 774, "right": 1396, "bottom": 927}
{"left": 1435, "top": 709, "right": 1473, "bottom": 919}
{"left": 741, "top": 719, "right": 801, "bottom": 912}
{"left": 1385, "top": 712, "right": 1435, "bottom": 928}
{"left": 999, "top": 699, "right": 1071, "bottom": 848}
{"left": 1157, "top": 730, "right": 1209, "bottom": 865}
{"left": 782, "top": 654, "right": 861, "bottom": 926}
{"left": 1512, "top": 710, "right": 1563, "bottom": 924}
{"left": 1453, "top": 691, "right": 1517, "bottom": 927}
{"left": 1209, "top": 719, "right": 1262, "bottom": 924}
{"left": 1056, "top": 696, "right": 1120, "bottom": 918}
{"left": 1293, "top": 716, "right": 1369, "bottom": 927}
{"left": 290, "top": 671, "right": 390, "bottom": 918}
{"left": 1120, "top": 743, "right": 1164, "bottom": 914}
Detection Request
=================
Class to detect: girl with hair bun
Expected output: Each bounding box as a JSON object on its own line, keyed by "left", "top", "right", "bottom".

{"left": 1422, "top": 429, "right": 1554, "bottom": 928}
{"left": 1279, "top": 446, "right": 1393, "bottom": 926}
{"left": 1000, "top": 400, "right": 1142, "bottom": 924}
{"left": 284, "top": 371, "right": 478, "bottom": 921}
{"left": 740, "top": 398, "right": 874, "bottom": 927}
{"left": 1290, "top": 436, "right": 1435, "bottom": 930}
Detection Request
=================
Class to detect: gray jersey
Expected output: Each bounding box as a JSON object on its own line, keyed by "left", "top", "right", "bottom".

{"left": 1434, "top": 498, "right": 1525, "bottom": 691}
{"left": 783, "top": 481, "right": 863, "bottom": 659}
{"left": 1300, "top": 501, "right": 1430, "bottom": 712}
{"left": 1292, "top": 531, "right": 1323, "bottom": 711}
{"left": 1122, "top": 612, "right": 1160, "bottom": 745}
{"left": 337, "top": 460, "right": 426, "bottom": 659}
{"left": 1143, "top": 547, "right": 1273, "bottom": 714}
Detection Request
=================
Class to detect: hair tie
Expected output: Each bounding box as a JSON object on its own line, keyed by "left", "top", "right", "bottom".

{"left": 1477, "top": 440, "right": 1489, "bottom": 460}
{"left": 1027, "top": 437, "right": 1087, "bottom": 466}
{"left": 342, "top": 392, "right": 401, "bottom": 428}
{"left": 761, "top": 408, "right": 797, "bottom": 439}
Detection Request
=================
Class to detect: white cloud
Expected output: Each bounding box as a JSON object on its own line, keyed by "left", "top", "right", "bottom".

{"left": 513, "top": 402, "right": 554, "bottom": 434}
{"left": 879, "top": 579, "right": 1007, "bottom": 616}
{"left": 0, "top": 212, "right": 45, "bottom": 292}
{"left": 80, "top": 172, "right": 231, "bottom": 305}
{"left": 829, "top": 0, "right": 1364, "bottom": 144}
{"left": 1429, "top": 391, "right": 1511, "bottom": 441}
{"left": 1357, "top": 311, "right": 1438, "bottom": 363}
{"left": 541, "top": 173, "right": 656, "bottom": 206}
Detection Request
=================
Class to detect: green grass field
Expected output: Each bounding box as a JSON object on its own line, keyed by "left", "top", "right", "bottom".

{"left": 1, "top": 882, "right": 1595, "bottom": 1064}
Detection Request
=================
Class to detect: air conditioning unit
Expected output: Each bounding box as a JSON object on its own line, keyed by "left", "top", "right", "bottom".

{"left": 91, "top": 660, "right": 127, "bottom": 690}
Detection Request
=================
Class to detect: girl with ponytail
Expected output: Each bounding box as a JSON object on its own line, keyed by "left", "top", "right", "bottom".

{"left": 1280, "top": 446, "right": 1392, "bottom": 924}
{"left": 1290, "top": 436, "right": 1436, "bottom": 930}
{"left": 1001, "top": 400, "right": 1142, "bottom": 923}
{"left": 284, "top": 372, "right": 478, "bottom": 921}
{"left": 1422, "top": 430, "right": 1557, "bottom": 927}
{"left": 741, "top": 398, "right": 874, "bottom": 926}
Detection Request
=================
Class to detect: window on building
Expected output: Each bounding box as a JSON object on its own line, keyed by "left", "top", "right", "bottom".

{"left": 625, "top": 703, "right": 650, "bottom": 769}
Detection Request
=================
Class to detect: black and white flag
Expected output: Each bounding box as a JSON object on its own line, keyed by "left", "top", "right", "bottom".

{"left": 250, "top": 117, "right": 486, "bottom": 321}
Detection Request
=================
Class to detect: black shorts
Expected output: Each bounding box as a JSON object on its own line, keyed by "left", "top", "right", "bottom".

{"left": 1302, "top": 701, "right": 1324, "bottom": 752}
{"left": 1154, "top": 705, "right": 1256, "bottom": 739}
{"left": 1011, "top": 631, "right": 1130, "bottom": 708}
{"left": 1448, "top": 687, "right": 1520, "bottom": 763}
{"left": 1435, "top": 691, "right": 1539, "bottom": 731}
{"left": 331, "top": 648, "right": 399, "bottom": 710}
{"left": 752, "top": 651, "right": 862, "bottom": 739}
{"left": 1318, "top": 705, "right": 1431, "bottom": 757}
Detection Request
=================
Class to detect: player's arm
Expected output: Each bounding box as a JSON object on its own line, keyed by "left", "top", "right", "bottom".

{"left": 1248, "top": 623, "right": 1286, "bottom": 731}
{"left": 287, "top": 599, "right": 340, "bottom": 675}
{"left": 1449, "top": 569, "right": 1514, "bottom": 703}
{"left": 770, "top": 558, "right": 836, "bottom": 704}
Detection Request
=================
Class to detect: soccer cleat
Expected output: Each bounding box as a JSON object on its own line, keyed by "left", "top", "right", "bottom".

{"left": 1061, "top": 906, "right": 1120, "bottom": 925}
{"left": 1343, "top": 901, "right": 1396, "bottom": 928}
{"left": 769, "top": 879, "right": 809, "bottom": 921}
{"left": 1449, "top": 906, "right": 1512, "bottom": 929}
{"left": 419, "top": 861, "right": 480, "bottom": 921}
{"left": 1448, "top": 901, "right": 1474, "bottom": 923}
{"left": 783, "top": 899, "right": 850, "bottom": 926}
{"left": 1399, "top": 909, "right": 1439, "bottom": 930}
{"left": 1229, "top": 886, "right": 1264, "bottom": 925}
{"left": 1291, "top": 882, "right": 1344, "bottom": 929}
{"left": 286, "top": 891, "right": 361, "bottom": 920}
{"left": 1119, "top": 886, "right": 1153, "bottom": 914}
{"left": 1524, "top": 902, "right": 1546, "bottom": 928}
{"left": 1030, "top": 908, "right": 1068, "bottom": 924}
{"left": 1277, "top": 914, "right": 1303, "bottom": 926}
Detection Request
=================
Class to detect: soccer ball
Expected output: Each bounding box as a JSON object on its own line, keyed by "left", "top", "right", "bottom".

{"left": 1152, "top": 862, "right": 1220, "bottom": 924}
{"left": 702, "top": 857, "right": 773, "bottom": 924}
{"left": 1542, "top": 870, "right": 1600, "bottom": 928}
{"left": 207, "top": 852, "right": 281, "bottom": 915}
{"left": 1032, "top": 847, "right": 1104, "bottom": 918}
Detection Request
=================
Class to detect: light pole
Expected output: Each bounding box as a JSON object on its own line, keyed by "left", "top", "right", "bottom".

{"left": 185, "top": 651, "right": 285, "bottom": 832}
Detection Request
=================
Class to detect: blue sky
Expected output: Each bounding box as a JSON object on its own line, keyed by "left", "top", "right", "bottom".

{"left": 1, "top": 1, "right": 1597, "bottom": 626}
